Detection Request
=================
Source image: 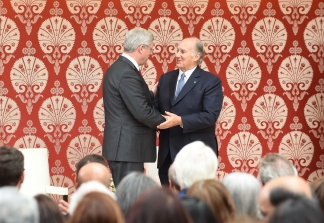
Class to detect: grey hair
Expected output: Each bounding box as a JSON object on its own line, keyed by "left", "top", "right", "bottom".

{"left": 222, "top": 172, "right": 261, "bottom": 217}
{"left": 168, "top": 163, "right": 180, "bottom": 191}
{"left": 190, "top": 37, "right": 204, "bottom": 65}
{"left": 173, "top": 141, "right": 218, "bottom": 189}
{"left": 69, "top": 180, "right": 116, "bottom": 215}
{"left": 115, "top": 172, "right": 158, "bottom": 216}
{"left": 123, "top": 27, "right": 154, "bottom": 53}
{"left": 0, "top": 186, "right": 39, "bottom": 223}
{"left": 257, "top": 153, "right": 296, "bottom": 185}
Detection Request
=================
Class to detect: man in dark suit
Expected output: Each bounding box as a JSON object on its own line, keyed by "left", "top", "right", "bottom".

{"left": 102, "top": 27, "right": 166, "bottom": 187}
{"left": 154, "top": 37, "right": 223, "bottom": 186}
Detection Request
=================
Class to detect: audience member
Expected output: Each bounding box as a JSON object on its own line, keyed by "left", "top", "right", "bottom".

{"left": 181, "top": 196, "right": 217, "bottom": 223}
{"left": 75, "top": 154, "right": 107, "bottom": 179}
{"left": 126, "top": 187, "right": 193, "bottom": 223}
{"left": 187, "top": 179, "right": 236, "bottom": 223}
{"left": 0, "top": 186, "right": 39, "bottom": 223}
{"left": 168, "top": 163, "right": 180, "bottom": 193}
{"left": 35, "top": 194, "right": 66, "bottom": 223}
{"left": 68, "top": 191, "right": 124, "bottom": 223}
{"left": 69, "top": 181, "right": 116, "bottom": 215}
{"left": 77, "top": 162, "right": 112, "bottom": 188}
{"left": 116, "top": 172, "right": 158, "bottom": 216}
{"left": 268, "top": 196, "right": 324, "bottom": 223}
{"left": 222, "top": 172, "right": 261, "bottom": 217}
{"left": 58, "top": 155, "right": 111, "bottom": 215}
{"left": 173, "top": 141, "right": 218, "bottom": 197}
{"left": 257, "top": 153, "right": 296, "bottom": 185}
{"left": 0, "top": 145, "right": 24, "bottom": 188}
{"left": 229, "top": 215, "right": 261, "bottom": 223}
{"left": 311, "top": 177, "right": 324, "bottom": 213}
{"left": 258, "top": 175, "right": 313, "bottom": 221}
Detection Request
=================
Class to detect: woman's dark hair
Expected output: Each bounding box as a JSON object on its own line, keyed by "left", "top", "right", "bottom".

{"left": 181, "top": 196, "right": 217, "bottom": 223}
{"left": 269, "top": 196, "right": 324, "bottom": 223}
{"left": 0, "top": 146, "right": 24, "bottom": 187}
{"left": 126, "top": 187, "right": 193, "bottom": 223}
{"left": 34, "top": 194, "right": 66, "bottom": 223}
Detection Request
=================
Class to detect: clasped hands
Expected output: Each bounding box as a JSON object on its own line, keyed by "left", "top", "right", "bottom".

{"left": 157, "top": 111, "right": 182, "bottom": 129}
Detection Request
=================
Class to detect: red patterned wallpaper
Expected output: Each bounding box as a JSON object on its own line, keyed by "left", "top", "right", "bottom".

{"left": 1, "top": 0, "right": 324, "bottom": 196}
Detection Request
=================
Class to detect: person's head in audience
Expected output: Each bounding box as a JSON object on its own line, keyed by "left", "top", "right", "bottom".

{"left": 75, "top": 154, "right": 107, "bottom": 177}
{"left": 187, "top": 179, "right": 236, "bottom": 223}
{"left": 58, "top": 154, "right": 110, "bottom": 215}
{"left": 126, "top": 187, "right": 193, "bottom": 223}
{"left": 258, "top": 176, "right": 313, "bottom": 222}
{"left": 34, "top": 194, "right": 66, "bottom": 223}
{"left": 116, "top": 172, "right": 158, "bottom": 216}
{"left": 311, "top": 177, "right": 324, "bottom": 213}
{"left": 181, "top": 196, "right": 218, "bottom": 223}
{"left": 75, "top": 154, "right": 108, "bottom": 186}
{"left": 68, "top": 192, "right": 124, "bottom": 223}
{"left": 69, "top": 180, "right": 116, "bottom": 215}
{"left": 0, "top": 186, "right": 39, "bottom": 223}
{"left": 257, "top": 153, "right": 296, "bottom": 185}
{"left": 173, "top": 141, "right": 218, "bottom": 191}
{"left": 168, "top": 163, "right": 180, "bottom": 193}
{"left": 0, "top": 145, "right": 24, "bottom": 189}
{"left": 222, "top": 172, "right": 261, "bottom": 217}
{"left": 228, "top": 215, "right": 261, "bottom": 223}
{"left": 77, "top": 162, "right": 112, "bottom": 188}
{"left": 268, "top": 196, "right": 324, "bottom": 223}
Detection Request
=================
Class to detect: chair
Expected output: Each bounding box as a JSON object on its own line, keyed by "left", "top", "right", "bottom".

{"left": 19, "top": 148, "right": 67, "bottom": 200}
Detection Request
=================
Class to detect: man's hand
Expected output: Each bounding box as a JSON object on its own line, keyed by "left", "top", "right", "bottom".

{"left": 157, "top": 111, "right": 182, "bottom": 129}
{"left": 150, "top": 82, "right": 158, "bottom": 97}
{"left": 58, "top": 199, "right": 69, "bottom": 215}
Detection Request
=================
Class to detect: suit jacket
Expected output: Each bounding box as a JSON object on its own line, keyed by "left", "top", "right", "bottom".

{"left": 154, "top": 66, "right": 223, "bottom": 168}
{"left": 102, "top": 56, "right": 165, "bottom": 162}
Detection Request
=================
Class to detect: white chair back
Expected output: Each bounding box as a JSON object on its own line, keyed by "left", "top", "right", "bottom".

{"left": 19, "top": 148, "right": 50, "bottom": 197}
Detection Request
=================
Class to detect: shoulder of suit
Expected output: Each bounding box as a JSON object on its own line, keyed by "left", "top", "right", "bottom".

{"left": 163, "top": 69, "right": 178, "bottom": 75}
{"left": 200, "top": 69, "right": 221, "bottom": 79}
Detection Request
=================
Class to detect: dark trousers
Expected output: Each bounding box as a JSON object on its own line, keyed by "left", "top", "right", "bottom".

{"left": 108, "top": 161, "right": 144, "bottom": 188}
{"left": 158, "top": 151, "right": 173, "bottom": 186}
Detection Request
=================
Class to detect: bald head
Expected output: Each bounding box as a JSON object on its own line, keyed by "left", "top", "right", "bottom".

{"left": 258, "top": 176, "right": 312, "bottom": 221}
{"left": 77, "top": 163, "right": 111, "bottom": 188}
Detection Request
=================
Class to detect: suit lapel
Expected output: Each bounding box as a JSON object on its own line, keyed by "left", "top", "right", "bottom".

{"left": 169, "top": 71, "right": 178, "bottom": 105}
{"left": 171, "top": 66, "right": 201, "bottom": 106}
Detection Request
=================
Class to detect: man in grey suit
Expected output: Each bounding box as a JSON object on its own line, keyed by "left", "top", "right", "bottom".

{"left": 102, "top": 27, "right": 166, "bottom": 187}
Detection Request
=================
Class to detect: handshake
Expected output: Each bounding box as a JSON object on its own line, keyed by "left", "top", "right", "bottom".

{"left": 157, "top": 111, "right": 182, "bottom": 129}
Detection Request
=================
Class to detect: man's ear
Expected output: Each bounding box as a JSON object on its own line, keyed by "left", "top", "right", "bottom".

{"left": 169, "top": 179, "right": 174, "bottom": 189}
{"left": 194, "top": 53, "right": 200, "bottom": 62}
{"left": 17, "top": 171, "right": 25, "bottom": 189}
{"left": 74, "top": 175, "right": 79, "bottom": 189}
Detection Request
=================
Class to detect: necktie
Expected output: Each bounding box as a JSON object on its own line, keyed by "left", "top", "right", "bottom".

{"left": 175, "top": 73, "right": 185, "bottom": 99}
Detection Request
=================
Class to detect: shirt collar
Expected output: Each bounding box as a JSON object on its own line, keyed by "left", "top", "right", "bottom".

{"left": 121, "top": 53, "right": 139, "bottom": 70}
{"left": 178, "top": 66, "right": 197, "bottom": 81}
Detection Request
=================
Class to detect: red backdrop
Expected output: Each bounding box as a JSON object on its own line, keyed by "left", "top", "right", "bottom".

{"left": 1, "top": 0, "right": 324, "bottom": 196}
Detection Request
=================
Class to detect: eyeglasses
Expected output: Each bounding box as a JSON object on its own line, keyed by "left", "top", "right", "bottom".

{"left": 143, "top": 44, "right": 154, "bottom": 53}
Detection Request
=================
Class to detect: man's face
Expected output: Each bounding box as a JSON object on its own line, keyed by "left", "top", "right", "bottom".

{"left": 175, "top": 38, "right": 199, "bottom": 72}
{"left": 139, "top": 42, "right": 154, "bottom": 66}
{"left": 258, "top": 190, "right": 275, "bottom": 222}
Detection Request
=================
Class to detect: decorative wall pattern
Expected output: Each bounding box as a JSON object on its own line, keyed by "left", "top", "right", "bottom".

{"left": 1, "top": 0, "right": 324, "bottom": 194}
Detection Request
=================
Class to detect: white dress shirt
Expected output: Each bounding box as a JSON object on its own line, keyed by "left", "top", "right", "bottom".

{"left": 175, "top": 66, "right": 197, "bottom": 92}
{"left": 121, "top": 53, "right": 139, "bottom": 71}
